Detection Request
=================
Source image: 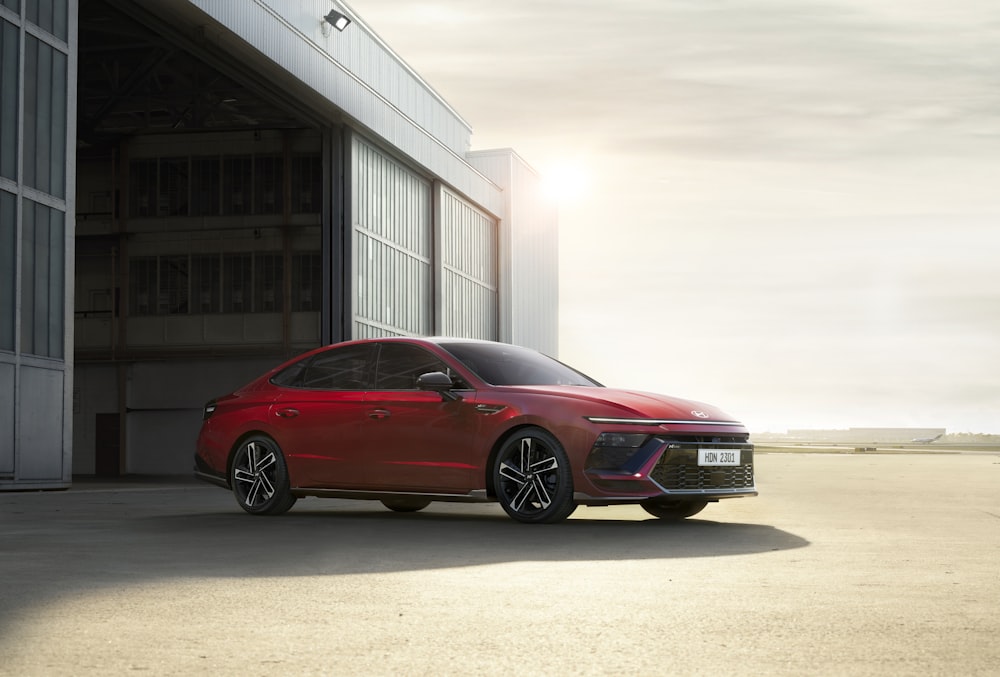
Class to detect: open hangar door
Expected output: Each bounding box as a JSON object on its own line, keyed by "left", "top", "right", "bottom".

{"left": 74, "top": 0, "right": 341, "bottom": 475}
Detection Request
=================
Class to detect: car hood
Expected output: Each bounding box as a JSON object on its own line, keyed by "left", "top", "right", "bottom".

{"left": 509, "top": 385, "right": 742, "bottom": 424}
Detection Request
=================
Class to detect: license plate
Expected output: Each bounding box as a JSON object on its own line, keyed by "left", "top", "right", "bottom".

{"left": 698, "top": 449, "right": 741, "bottom": 466}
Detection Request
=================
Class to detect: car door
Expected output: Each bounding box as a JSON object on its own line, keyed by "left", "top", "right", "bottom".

{"left": 270, "top": 343, "right": 375, "bottom": 488}
{"left": 360, "top": 342, "right": 481, "bottom": 492}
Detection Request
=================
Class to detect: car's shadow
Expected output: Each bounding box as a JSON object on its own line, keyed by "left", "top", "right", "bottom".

{"left": 0, "top": 490, "right": 807, "bottom": 637}
{"left": 131, "top": 500, "right": 807, "bottom": 576}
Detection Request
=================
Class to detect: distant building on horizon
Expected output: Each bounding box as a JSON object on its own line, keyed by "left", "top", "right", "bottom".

{"left": 784, "top": 428, "right": 947, "bottom": 444}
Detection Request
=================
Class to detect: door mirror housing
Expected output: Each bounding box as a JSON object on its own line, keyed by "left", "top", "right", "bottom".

{"left": 416, "top": 371, "right": 461, "bottom": 401}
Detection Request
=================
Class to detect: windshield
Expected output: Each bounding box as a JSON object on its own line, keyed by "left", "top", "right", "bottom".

{"left": 439, "top": 342, "right": 601, "bottom": 387}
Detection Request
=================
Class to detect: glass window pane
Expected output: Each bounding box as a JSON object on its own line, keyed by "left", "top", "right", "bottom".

{"left": 0, "top": 20, "right": 18, "bottom": 181}
{"left": 222, "top": 253, "right": 251, "bottom": 312}
{"left": 222, "top": 156, "right": 251, "bottom": 215}
{"left": 254, "top": 155, "right": 282, "bottom": 215}
{"left": 53, "top": 0, "right": 68, "bottom": 41}
{"left": 1, "top": 190, "right": 14, "bottom": 351}
{"left": 48, "top": 208, "right": 64, "bottom": 357}
{"left": 20, "top": 200, "right": 65, "bottom": 358}
{"left": 298, "top": 344, "right": 375, "bottom": 390}
{"left": 51, "top": 44, "right": 66, "bottom": 196}
{"left": 291, "top": 155, "right": 321, "bottom": 214}
{"left": 23, "top": 37, "right": 37, "bottom": 190}
{"left": 158, "top": 157, "right": 188, "bottom": 216}
{"left": 254, "top": 253, "right": 282, "bottom": 312}
{"left": 191, "top": 156, "right": 220, "bottom": 216}
{"left": 27, "top": 0, "right": 67, "bottom": 41}
{"left": 34, "top": 38, "right": 53, "bottom": 194}
{"left": 1, "top": 2, "right": 21, "bottom": 15}
{"left": 375, "top": 343, "right": 447, "bottom": 390}
{"left": 190, "top": 254, "right": 220, "bottom": 313}
{"left": 129, "top": 257, "right": 157, "bottom": 316}
{"left": 23, "top": 35, "right": 67, "bottom": 198}
{"left": 291, "top": 253, "right": 321, "bottom": 312}
{"left": 129, "top": 159, "right": 157, "bottom": 218}
{"left": 159, "top": 255, "right": 189, "bottom": 314}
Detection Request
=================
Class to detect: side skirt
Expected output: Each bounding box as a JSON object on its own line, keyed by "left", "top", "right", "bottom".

{"left": 291, "top": 488, "right": 493, "bottom": 503}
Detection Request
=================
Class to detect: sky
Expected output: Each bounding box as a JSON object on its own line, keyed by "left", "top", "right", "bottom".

{"left": 356, "top": 0, "right": 1000, "bottom": 434}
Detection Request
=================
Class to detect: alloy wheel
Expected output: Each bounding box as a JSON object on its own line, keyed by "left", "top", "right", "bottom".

{"left": 494, "top": 429, "right": 575, "bottom": 523}
{"left": 231, "top": 436, "right": 296, "bottom": 515}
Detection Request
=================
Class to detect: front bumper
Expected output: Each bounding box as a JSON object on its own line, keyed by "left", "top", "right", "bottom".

{"left": 579, "top": 435, "right": 756, "bottom": 504}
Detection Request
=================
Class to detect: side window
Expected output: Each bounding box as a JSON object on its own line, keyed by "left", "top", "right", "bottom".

{"left": 375, "top": 343, "right": 451, "bottom": 390}
{"left": 272, "top": 344, "right": 375, "bottom": 390}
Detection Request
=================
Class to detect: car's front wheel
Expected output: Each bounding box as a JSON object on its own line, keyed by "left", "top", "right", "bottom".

{"left": 494, "top": 428, "right": 576, "bottom": 524}
{"left": 640, "top": 499, "right": 708, "bottom": 520}
{"left": 230, "top": 435, "right": 297, "bottom": 515}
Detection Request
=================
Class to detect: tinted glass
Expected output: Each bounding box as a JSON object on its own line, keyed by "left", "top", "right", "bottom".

{"left": 27, "top": 0, "right": 68, "bottom": 41}
{"left": 272, "top": 344, "right": 375, "bottom": 390}
{"left": 23, "top": 34, "right": 67, "bottom": 198}
{"left": 0, "top": 20, "right": 18, "bottom": 181}
{"left": 20, "top": 199, "right": 64, "bottom": 358}
{"left": 1, "top": 189, "right": 13, "bottom": 350}
{"left": 439, "top": 342, "right": 599, "bottom": 387}
{"left": 374, "top": 343, "right": 451, "bottom": 390}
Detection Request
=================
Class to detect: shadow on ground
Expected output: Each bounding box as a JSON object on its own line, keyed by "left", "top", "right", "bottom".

{"left": 0, "top": 484, "right": 807, "bottom": 636}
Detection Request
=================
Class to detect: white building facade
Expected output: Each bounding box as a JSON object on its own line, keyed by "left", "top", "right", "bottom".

{"left": 0, "top": 0, "right": 558, "bottom": 488}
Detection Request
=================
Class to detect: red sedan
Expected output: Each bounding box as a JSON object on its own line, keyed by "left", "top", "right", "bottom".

{"left": 194, "top": 337, "right": 756, "bottom": 523}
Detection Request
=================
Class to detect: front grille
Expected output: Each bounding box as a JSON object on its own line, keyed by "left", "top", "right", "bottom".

{"left": 649, "top": 442, "right": 755, "bottom": 492}
{"left": 650, "top": 462, "right": 755, "bottom": 491}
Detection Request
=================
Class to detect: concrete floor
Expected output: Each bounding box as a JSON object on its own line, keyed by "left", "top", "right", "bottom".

{"left": 1, "top": 451, "right": 998, "bottom": 676}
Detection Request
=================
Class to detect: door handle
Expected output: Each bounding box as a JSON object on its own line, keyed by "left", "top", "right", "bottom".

{"left": 367, "top": 409, "right": 391, "bottom": 420}
{"left": 275, "top": 408, "right": 299, "bottom": 418}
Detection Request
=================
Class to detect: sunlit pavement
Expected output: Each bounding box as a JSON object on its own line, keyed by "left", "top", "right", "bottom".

{"left": 1, "top": 452, "right": 998, "bottom": 676}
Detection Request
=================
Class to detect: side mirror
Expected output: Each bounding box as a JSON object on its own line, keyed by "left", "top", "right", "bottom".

{"left": 416, "top": 371, "right": 461, "bottom": 401}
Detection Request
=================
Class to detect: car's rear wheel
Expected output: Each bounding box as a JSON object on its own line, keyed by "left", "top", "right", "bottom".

{"left": 494, "top": 428, "right": 576, "bottom": 524}
{"left": 380, "top": 497, "right": 432, "bottom": 513}
{"left": 230, "top": 435, "right": 297, "bottom": 516}
{"left": 640, "top": 499, "right": 708, "bottom": 520}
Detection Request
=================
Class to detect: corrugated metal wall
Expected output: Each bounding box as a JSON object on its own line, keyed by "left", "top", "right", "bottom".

{"left": 351, "top": 136, "right": 432, "bottom": 338}
{"left": 466, "top": 150, "right": 559, "bottom": 356}
{"left": 440, "top": 186, "right": 498, "bottom": 340}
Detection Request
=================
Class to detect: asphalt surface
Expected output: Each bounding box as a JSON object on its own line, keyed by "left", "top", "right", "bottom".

{"left": 1, "top": 452, "right": 998, "bottom": 676}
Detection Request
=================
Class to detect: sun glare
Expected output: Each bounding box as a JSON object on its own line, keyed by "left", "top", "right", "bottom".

{"left": 542, "top": 162, "right": 591, "bottom": 202}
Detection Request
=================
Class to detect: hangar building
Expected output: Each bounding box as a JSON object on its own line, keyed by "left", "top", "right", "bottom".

{"left": 0, "top": 0, "right": 559, "bottom": 489}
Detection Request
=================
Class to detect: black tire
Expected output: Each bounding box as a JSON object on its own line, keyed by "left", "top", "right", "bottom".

{"left": 640, "top": 499, "right": 708, "bottom": 521}
{"left": 493, "top": 428, "right": 576, "bottom": 524}
{"left": 381, "top": 497, "right": 432, "bottom": 513}
{"left": 230, "top": 435, "right": 297, "bottom": 516}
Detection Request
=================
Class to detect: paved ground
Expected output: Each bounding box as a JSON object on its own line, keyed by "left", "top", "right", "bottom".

{"left": 1, "top": 452, "right": 998, "bottom": 676}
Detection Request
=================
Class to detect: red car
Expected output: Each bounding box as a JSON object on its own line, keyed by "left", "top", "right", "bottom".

{"left": 194, "top": 337, "right": 756, "bottom": 523}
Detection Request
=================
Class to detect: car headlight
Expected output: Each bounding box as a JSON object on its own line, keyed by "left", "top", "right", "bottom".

{"left": 202, "top": 401, "right": 217, "bottom": 421}
{"left": 593, "top": 432, "right": 648, "bottom": 448}
{"left": 587, "top": 433, "right": 651, "bottom": 471}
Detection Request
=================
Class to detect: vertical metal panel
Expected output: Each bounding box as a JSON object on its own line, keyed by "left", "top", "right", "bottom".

{"left": 466, "top": 150, "right": 558, "bottom": 356}
{"left": 0, "top": 362, "right": 13, "bottom": 474}
{"left": 17, "top": 365, "right": 65, "bottom": 479}
{"left": 351, "top": 135, "right": 431, "bottom": 338}
{"left": 440, "top": 186, "right": 497, "bottom": 340}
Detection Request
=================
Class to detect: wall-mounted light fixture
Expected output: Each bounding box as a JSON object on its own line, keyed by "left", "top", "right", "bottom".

{"left": 321, "top": 9, "right": 351, "bottom": 37}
